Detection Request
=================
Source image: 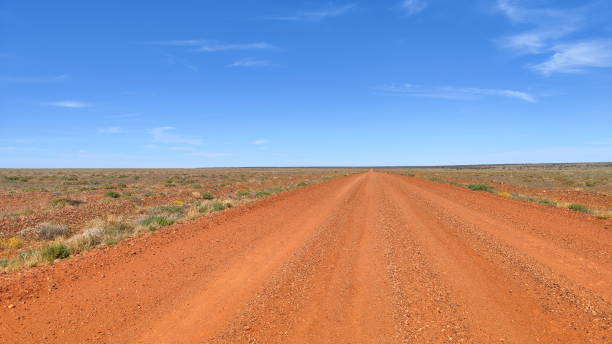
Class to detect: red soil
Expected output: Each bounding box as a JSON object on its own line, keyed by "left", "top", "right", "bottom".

{"left": 1, "top": 172, "right": 610, "bottom": 343}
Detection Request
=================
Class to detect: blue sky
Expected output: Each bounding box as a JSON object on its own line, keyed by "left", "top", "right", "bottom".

{"left": 1, "top": 0, "right": 611, "bottom": 167}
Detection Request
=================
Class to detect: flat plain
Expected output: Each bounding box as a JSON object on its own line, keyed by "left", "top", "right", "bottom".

{"left": 0, "top": 165, "right": 610, "bottom": 343}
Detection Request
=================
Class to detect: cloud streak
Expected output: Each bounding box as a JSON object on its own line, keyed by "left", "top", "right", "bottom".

{"left": 377, "top": 83, "right": 536, "bottom": 102}
{"left": 1, "top": 75, "right": 68, "bottom": 83}
{"left": 262, "top": 3, "right": 356, "bottom": 21}
{"left": 496, "top": 0, "right": 612, "bottom": 75}
{"left": 145, "top": 40, "right": 277, "bottom": 52}
{"left": 47, "top": 101, "right": 91, "bottom": 108}
{"left": 251, "top": 139, "right": 270, "bottom": 145}
{"left": 229, "top": 58, "right": 271, "bottom": 67}
{"left": 400, "top": 0, "right": 427, "bottom": 16}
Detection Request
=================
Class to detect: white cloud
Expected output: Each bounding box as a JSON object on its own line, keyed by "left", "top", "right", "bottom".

{"left": 251, "top": 139, "right": 270, "bottom": 145}
{"left": 97, "top": 126, "right": 124, "bottom": 134}
{"left": 530, "top": 40, "right": 612, "bottom": 75}
{"left": 229, "top": 58, "right": 271, "bottom": 67}
{"left": 149, "top": 126, "right": 202, "bottom": 145}
{"left": 1, "top": 75, "right": 68, "bottom": 83}
{"left": 196, "top": 42, "right": 276, "bottom": 52}
{"left": 146, "top": 40, "right": 277, "bottom": 52}
{"left": 495, "top": 0, "right": 612, "bottom": 75}
{"left": 145, "top": 40, "right": 207, "bottom": 46}
{"left": 47, "top": 101, "right": 91, "bottom": 108}
{"left": 263, "top": 3, "right": 356, "bottom": 21}
{"left": 377, "top": 83, "right": 536, "bottom": 102}
{"left": 400, "top": 0, "right": 427, "bottom": 16}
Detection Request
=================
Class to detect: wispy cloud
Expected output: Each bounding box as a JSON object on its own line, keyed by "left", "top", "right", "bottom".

{"left": 377, "top": 83, "right": 536, "bottom": 102}
{"left": 149, "top": 126, "right": 202, "bottom": 145}
{"left": 145, "top": 39, "right": 277, "bottom": 52}
{"left": 47, "top": 101, "right": 91, "bottom": 108}
{"left": 251, "top": 139, "right": 270, "bottom": 145}
{"left": 0, "top": 75, "right": 68, "bottom": 83}
{"left": 196, "top": 42, "right": 276, "bottom": 52}
{"left": 530, "top": 40, "right": 612, "bottom": 75}
{"left": 400, "top": 0, "right": 427, "bottom": 16}
{"left": 97, "top": 126, "right": 124, "bottom": 134}
{"left": 496, "top": 0, "right": 612, "bottom": 75}
{"left": 262, "top": 3, "right": 356, "bottom": 21}
{"left": 229, "top": 58, "right": 271, "bottom": 67}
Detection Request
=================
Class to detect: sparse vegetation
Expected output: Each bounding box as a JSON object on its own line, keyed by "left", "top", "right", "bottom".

{"left": 0, "top": 168, "right": 358, "bottom": 273}
{"left": 211, "top": 202, "right": 226, "bottom": 211}
{"left": 568, "top": 203, "right": 590, "bottom": 213}
{"left": 41, "top": 244, "right": 70, "bottom": 262}
{"left": 105, "top": 191, "right": 121, "bottom": 198}
{"left": 20, "top": 223, "right": 70, "bottom": 240}
{"left": 50, "top": 198, "right": 85, "bottom": 207}
{"left": 466, "top": 184, "right": 495, "bottom": 193}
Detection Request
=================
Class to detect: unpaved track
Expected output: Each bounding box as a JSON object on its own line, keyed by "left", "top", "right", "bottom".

{"left": 1, "top": 172, "right": 610, "bottom": 343}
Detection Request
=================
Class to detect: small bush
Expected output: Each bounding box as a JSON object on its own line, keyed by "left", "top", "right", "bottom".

{"left": 139, "top": 216, "right": 174, "bottom": 226}
{"left": 498, "top": 192, "right": 512, "bottom": 198}
{"left": 41, "top": 245, "right": 70, "bottom": 262}
{"left": 568, "top": 203, "right": 590, "bottom": 213}
{"left": 0, "top": 259, "right": 9, "bottom": 268}
{"left": 192, "top": 184, "right": 203, "bottom": 189}
{"left": 156, "top": 205, "right": 184, "bottom": 215}
{"left": 0, "top": 237, "right": 23, "bottom": 249}
{"left": 211, "top": 202, "right": 226, "bottom": 212}
{"left": 105, "top": 191, "right": 120, "bottom": 198}
{"left": 202, "top": 192, "right": 215, "bottom": 200}
{"left": 21, "top": 223, "right": 70, "bottom": 240}
{"left": 198, "top": 205, "right": 209, "bottom": 213}
{"left": 538, "top": 199, "right": 557, "bottom": 206}
{"left": 297, "top": 181, "right": 309, "bottom": 187}
{"left": 236, "top": 190, "right": 250, "bottom": 197}
{"left": 50, "top": 198, "right": 85, "bottom": 207}
{"left": 255, "top": 191, "right": 271, "bottom": 198}
{"left": 466, "top": 184, "right": 495, "bottom": 193}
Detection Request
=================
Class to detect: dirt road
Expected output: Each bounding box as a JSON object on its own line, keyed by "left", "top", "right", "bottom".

{"left": 1, "top": 172, "right": 610, "bottom": 343}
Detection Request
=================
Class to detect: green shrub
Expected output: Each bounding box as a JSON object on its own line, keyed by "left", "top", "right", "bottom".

{"left": 255, "top": 191, "right": 271, "bottom": 198}
{"left": 466, "top": 184, "right": 495, "bottom": 193}
{"left": 105, "top": 191, "right": 121, "bottom": 198}
{"left": 211, "top": 202, "right": 226, "bottom": 211}
{"left": 192, "top": 184, "right": 203, "bottom": 189}
{"left": 297, "top": 181, "right": 309, "bottom": 187}
{"left": 538, "top": 199, "right": 557, "bottom": 206}
{"left": 198, "top": 205, "right": 209, "bottom": 213}
{"left": 50, "top": 198, "right": 84, "bottom": 207}
{"left": 568, "top": 203, "right": 590, "bottom": 213}
{"left": 236, "top": 190, "right": 250, "bottom": 197}
{"left": 202, "top": 192, "right": 215, "bottom": 200}
{"left": 0, "top": 259, "right": 9, "bottom": 268}
{"left": 42, "top": 245, "right": 70, "bottom": 262}
{"left": 156, "top": 205, "right": 184, "bottom": 215}
{"left": 139, "top": 216, "right": 174, "bottom": 226}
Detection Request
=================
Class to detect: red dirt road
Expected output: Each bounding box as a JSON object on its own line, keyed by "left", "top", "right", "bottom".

{"left": 1, "top": 172, "right": 611, "bottom": 343}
